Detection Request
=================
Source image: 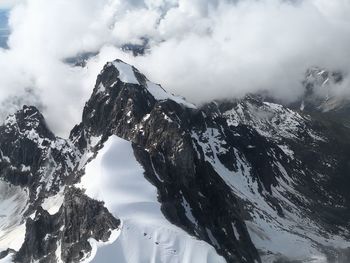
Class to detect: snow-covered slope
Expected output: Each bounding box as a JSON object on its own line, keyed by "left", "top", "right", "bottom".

{"left": 78, "top": 136, "right": 225, "bottom": 263}
{"left": 0, "top": 180, "right": 28, "bottom": 252}
{"left": 191, "top": 123, "right": 350, "bottom": 262}
{"left": 222, "top": 96, "right": 324, "bottom": 141}
{"left": 200, "top": 96, "right": 350, "bottom": 262}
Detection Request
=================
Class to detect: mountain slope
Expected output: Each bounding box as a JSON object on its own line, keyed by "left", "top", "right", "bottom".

{"left": 212, "top": 96, "right": 350, "bottom": 262}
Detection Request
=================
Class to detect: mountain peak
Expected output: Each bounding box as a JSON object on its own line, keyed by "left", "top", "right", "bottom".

{"left": 3, "top": 105, "right": 55, "bottom": 141}
{"left": 301, "top": 67, "right": 345, "bottom": 112}
{"left": 95, "top": 59, "right": 196, "bottom": 108}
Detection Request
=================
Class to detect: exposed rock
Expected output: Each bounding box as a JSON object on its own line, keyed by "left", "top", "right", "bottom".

{"left": 15, "top": 187, "right": 120, "bottom": 263}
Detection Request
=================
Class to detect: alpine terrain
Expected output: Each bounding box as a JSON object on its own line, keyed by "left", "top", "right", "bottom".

{"left": 0, "top": 59, "right": 350, "bottom": 263}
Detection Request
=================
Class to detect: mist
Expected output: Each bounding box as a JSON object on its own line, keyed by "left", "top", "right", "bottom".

{"left": 0, "top": 0, "right": 350, "bottom": 136}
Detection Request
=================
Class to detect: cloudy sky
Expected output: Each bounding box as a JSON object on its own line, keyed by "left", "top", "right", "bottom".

{"left": 0, "top": 0, "right": 350, "bottom": 136}
{"left": 0, "top": 0, "right": 22, "bottom": 9}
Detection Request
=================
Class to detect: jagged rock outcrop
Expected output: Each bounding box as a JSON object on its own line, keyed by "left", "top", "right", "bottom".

{"left": 15, "top": 187, "right": 120, "bottom": 263}
{"left": 0, "top": 105, "right": 77, "bottom": 204}
{"left": 0, "top": 106, "right": 120, "bottom": 263}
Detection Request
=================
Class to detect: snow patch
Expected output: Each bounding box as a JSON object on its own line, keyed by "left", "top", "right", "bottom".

{"left": 81, "top": 227, "right": 122, "bottom": 263}
{"left": 0, "top": 254, "right": 14, "bottom": 263}
{"left": 231, "top": 223, "right": 240, "bottom": 240}
{"left": 96, "top": 83, "right": 105, "bottom": 94}
{"left": 181, "top": 194, "right": 198, "bottom": 227}
{"left": 146, "top": 81, "right": 196, "bottom": 109}
{"left": 55, "top": 241, "right": 63, "bottom": 263}
{"left": 41, "top": 191, "right": 64, "bottom": 215}
{"left": 111, "top": 61, "right": 139, "bottom": 85}
{"left": 277, "top": 145, "right": 294, "bottom": 159}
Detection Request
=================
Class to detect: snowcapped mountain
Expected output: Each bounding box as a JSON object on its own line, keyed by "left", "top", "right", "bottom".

{"left": 0, "top": 59, "right": 350, "bottom": 263}
{"left": 292, "top": 67, "right": 350, "bottom": 128}
{"left": 299, "top": 67, "right": 344, "bottom": 113}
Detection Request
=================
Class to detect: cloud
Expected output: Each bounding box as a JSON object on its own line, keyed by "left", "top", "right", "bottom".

{"left": 129, "top": 0, "right": 350, "bottom": 103}
{"left": 0, "top": 87, "right": 44, "bottom": 122}
{"left": 0, "top": 0, "right": 350, "bottom": 136}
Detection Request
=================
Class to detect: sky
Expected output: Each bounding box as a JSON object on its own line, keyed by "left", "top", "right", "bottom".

{"left": 0, "top": 0, "right": 22, "bottom": 9}
{"left": 0, "top": 0, "right": 350, "bottom": 137}
{"left": 0, "top": 9, "right": 9, "bottom": 48}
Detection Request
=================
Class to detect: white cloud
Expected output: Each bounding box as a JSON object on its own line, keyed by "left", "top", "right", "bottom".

{"left": 0, "top": 0, "right": 350, "bottom": 136}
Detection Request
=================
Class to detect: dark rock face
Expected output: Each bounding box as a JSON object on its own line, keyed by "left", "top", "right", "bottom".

{"left": 61, "top": 187, "right": 120, "bottom": 262}
{"left": 0, "top": 105, "right": 77, "bottom": 204}
{"left": 15, "top": 187, "right": 120, "bottom": 263}
{"left": 16, "top": 207, "right": 61, "bottom": 263}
